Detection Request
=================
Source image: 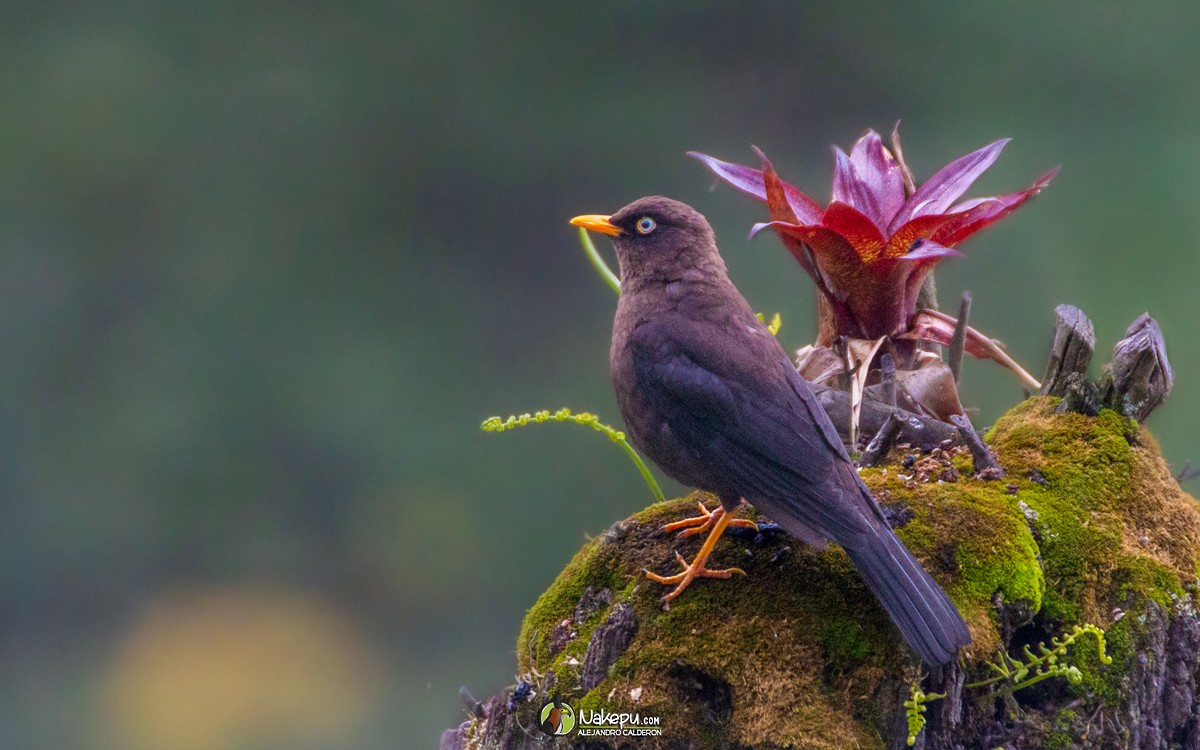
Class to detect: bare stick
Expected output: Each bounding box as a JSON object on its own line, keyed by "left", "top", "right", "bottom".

{"left": 459, "top": 687, "right": 486, "bottom": 719}
{"left": 880, "top": 353, "right": 897, "bottom": 408}
{"left": 860, "top": 410, "right": 903, "bottom": 468}
{"left": 949, "top": 414, "right": 1005, "bottom": 480}
{"left": 834, "top": 336, "right": 855, "bottom": 448}
{"left": 948, "top": 292, "right": 972, "bottom": 385}
{"left": 1175, "top": 461, "right": 1200, "bottom": 483}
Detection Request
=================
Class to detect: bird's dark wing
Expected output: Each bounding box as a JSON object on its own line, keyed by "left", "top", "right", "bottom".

{"left": 628, "top": 315, "right": 875, "bottom": 542}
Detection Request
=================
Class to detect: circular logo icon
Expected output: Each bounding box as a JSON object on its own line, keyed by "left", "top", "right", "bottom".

{"left": 538, "top": 699, "right": 575, "bottom": 736}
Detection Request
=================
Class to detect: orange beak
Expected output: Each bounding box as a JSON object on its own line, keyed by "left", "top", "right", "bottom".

{"left": 569, "top": 214, "right": 622, "bottom": 236}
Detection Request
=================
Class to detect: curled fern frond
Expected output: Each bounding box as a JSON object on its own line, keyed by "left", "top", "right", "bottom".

{"left": 967, "top": 623, "right": 1111, "bottom": 694}
{"left": 481, "top": 407, "right": 665, "bottom": 503}
{"left": 905, "top": 623, "right": 1109, "bottom": 745}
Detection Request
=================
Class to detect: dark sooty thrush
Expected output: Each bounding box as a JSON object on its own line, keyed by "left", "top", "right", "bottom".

{"left": 571, "top": 196, "right": 971, "bottom": 665}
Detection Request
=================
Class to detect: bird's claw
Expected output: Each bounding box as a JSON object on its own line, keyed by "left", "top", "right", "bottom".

{"left": 645, "top": 553, "right": 746, "bottom": 603}
{"left": 659, "top": 502, "right": 717, "bottom": 534}
{"left": 645, "top": 500, "right": 749, "bottom": 604}
{"left": 660, "top": 502, "right": 758, "bottom": 538}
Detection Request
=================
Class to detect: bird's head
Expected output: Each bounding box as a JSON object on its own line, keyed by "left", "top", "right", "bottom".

{"left": 571, "top": 196, "right": 724, "bottom": 287}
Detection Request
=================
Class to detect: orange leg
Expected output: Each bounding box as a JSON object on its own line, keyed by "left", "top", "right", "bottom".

{"left": 660, "top": 500, "right": 758, "bottom": 538}
{"left": 645, "top": 509, "right": 746, "bottom": 605}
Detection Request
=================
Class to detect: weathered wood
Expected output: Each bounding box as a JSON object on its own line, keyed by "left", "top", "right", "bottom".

{"left": 1054, "top": 371, "right": 1102, "bottom": 417}
{"left": 879, "top": 353, "right": 897, "bottom": 408}
{"left": 914, "top": 274, "right": 941, "bottom": 356}
{"left": 859, "top": 410, "right": 903, "bottom": 468}
{"left": 948, "top": 291, "right": 972, "bottom": 385}
{"left": 949, "top": 413, "right": 1004, "bottom": 480}
{"left": 459, "top": 687, "right": 486, "bottom": 719}
{"left": 1098, "top": 313, "right": 1173, "bottom": 422}
{"left": 580, "top": 602, "right": 636, "bottom": 690}
{"left": 810, "top": 383, "right": 960, "bottom": 451}
{"left": 1039, "top": 304, "right": 1096, "bottom": 398}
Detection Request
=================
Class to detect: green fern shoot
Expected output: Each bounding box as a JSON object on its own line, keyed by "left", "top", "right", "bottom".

{"left": 481, "top": 408, "right": 666, "bottom": 503}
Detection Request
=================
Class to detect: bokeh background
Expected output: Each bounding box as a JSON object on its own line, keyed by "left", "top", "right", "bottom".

{"left": 2, "top": 3, "right": 1198, "bottom": 748}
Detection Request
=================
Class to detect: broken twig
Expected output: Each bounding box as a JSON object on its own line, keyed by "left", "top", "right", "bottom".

{"left": 1175, "top": 461, "right": 1200, "bottom": 483}
{"left": 1171, "top": 458, "right": 1200, "bottom": 482}
{"left": 949, "top": 414, "right": 1004, "bottom": 480}
{"left": 948, "top": 292, "right": 972, "bottom": 385}
{"left": 860, "top": 411, "right": 903, "bottom": 468}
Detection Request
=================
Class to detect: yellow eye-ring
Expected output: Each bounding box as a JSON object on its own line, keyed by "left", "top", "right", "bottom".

{"left": 637, "top": 217, "right": 657, "bottom": 234}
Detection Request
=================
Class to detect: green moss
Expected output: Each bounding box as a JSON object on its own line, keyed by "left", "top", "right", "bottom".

{"left": 986, "top": 398, "right": 1200, "bottom": 628}
{"left": 517, "top": 538, "right": 595, "bottom": 673}
{"left": 1112, "top": 556, "right": 1185, "bottom": 609}
{"left": 1042, "top": 708, "right": 1078, "bottom": 750}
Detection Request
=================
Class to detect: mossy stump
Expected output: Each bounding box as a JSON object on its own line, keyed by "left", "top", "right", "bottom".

{"left": 445, "top": 398, "right": 1200, "bottom": 749}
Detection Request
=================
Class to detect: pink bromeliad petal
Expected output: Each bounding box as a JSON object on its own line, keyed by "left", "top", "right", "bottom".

{"left": 846, "top": 130, "right": 906, "bottom": 228}
{"left": 752, "top": 146, "right": 824, "bottom": 226}
{"left": 833, "top": 145, "right": 890, "bottom": 232}
{"left": 758, "top": 154, "right": 817, "bottom": 280}
{"left": 689, "top": 151, "right": 822, "bottom": 224}
{"left": 897, "top": 238, "right": 964, "bottom": 261}
{"left": 889, "top": 138, "right": 1010, "bottom": 231}
{"left": 933, "top": 167, "right": 1060, "bottom": 246}
{"left": 900, "top": 309, "right": 1042, "bottom": 390}
{"left": 750, "top": 220, "right": 866, "bottom": 288}
{"left": 688, "top": 151, "right": 766, "bottom": 198}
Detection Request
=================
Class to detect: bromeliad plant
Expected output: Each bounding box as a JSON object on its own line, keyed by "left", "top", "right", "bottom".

{"left": 691, "top": 126, "right": 1055, "bottom": 422}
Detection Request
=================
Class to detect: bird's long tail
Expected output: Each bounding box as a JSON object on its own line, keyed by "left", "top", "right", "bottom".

{"left": 844, "top": 523, "right": 972, "bottom": 665}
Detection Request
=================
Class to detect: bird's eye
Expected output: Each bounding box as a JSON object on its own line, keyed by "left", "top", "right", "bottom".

{"left": 636, "top": 217, "right": 657, "bottom": 235}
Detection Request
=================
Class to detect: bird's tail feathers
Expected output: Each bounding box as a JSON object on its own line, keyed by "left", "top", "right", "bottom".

{"left": 845, "top": 524, "right": 972, "bottom": 665}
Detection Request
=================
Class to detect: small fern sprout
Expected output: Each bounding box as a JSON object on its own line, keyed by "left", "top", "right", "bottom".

{"left": 480, "top": 407, "right": 665, "bottom": 503}
{"left": 904, "top": 685, "right": 945, "bottom": 747}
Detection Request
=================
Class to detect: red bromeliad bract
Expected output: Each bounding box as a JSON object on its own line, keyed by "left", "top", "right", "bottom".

{"left": 690, "top": 127, "right": 1058, "bottom": 341}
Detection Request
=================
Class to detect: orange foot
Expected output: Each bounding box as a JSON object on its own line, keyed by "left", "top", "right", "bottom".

{"left": 661, "top": 501, "right": 759, "bottom": 538}
{"left": 645, "top": 506, "right": 750, "bottom": 606}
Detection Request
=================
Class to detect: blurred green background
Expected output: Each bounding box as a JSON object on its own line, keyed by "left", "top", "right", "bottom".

{"left": 2, "top": 2, "right": 1198, "bottom": 748}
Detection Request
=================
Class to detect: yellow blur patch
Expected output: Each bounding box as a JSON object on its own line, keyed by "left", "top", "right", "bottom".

{"left": 98, "top": 587, "right": 382, "bottom": 750}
